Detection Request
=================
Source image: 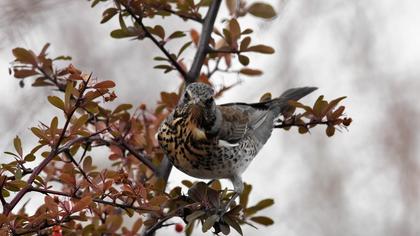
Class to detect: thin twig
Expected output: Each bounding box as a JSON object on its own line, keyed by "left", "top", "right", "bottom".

{"left": 0, "top": 177, "right": 7, "bottom": 208}
{"left": 274, "top": 120, "right": 330, "bottom": 129}
{"left": 14, "top": 216, "right": 74, "bottom": 236}
{"left": 37, "top": 65, "right": 65, "bottom": 91}
{"left": 120, "top": 141, "right": 159, "bottom": 175}
{"left": 121, "top": 3, "right": 188, "bottom": 79}
{"left": 63, "top": 150, "right": 93, "bottom": 185}
{"left": 208, "top": 48, "right": 240, "bottom": 54}
{"left": 145, "top": 203, "right": 201, "bottom": 236}
{"left": 28, "top": 186, "right": 156, "bottom": 213}
{"left": 162, "top": 7, "right": 203, "bottom": 23}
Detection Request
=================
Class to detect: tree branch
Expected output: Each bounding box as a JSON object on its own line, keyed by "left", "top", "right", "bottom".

{"left": 274, "top": 120, "right": 331, "bottom": 129}
{"left": 145, "top": 203, "right": 201, "bottom": 236}
{"left": 63, "top": 150, "right": 93, "bottom": 185}
{"left": 28, "top": 187, "right": 156, "bottom": 213}
{"left": 121, "top": 3, "right": 188, "bottom": 79}
{"left": 186, "top": 0, "right": 222, "bottom": 83}
{"left": 120, "top": 141, "right": 159, "bottom": 174}
{"left": 4, "top": 78, "right": 90, "bottom": 215}
{"left": 162, "top": 7, "right": 204, "bottom": 23}
{"left": 14, "top": 216, "right": 73, "bottom": 236}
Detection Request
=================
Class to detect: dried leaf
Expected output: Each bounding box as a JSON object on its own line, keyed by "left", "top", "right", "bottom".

{"left": 239, "top": 183, "right": 252, "bottom": 208}
{"left": 72, "top": 195, "right": 92, "bottom": 213}
{"left": 101, "top": 8, "right": 118, "bottom": 24}
{"left": 31, "top": 127, "right": 47, "bottom": 140}
{"left": 326, "top": 125, "right": 335, "bottom": 137}
{"left": 148, "top": 195, "right": 168, "bottom": 206}
{"left": 12, "top": 47, "right": 37, "bottom": 65}
{"left": 223, "top": 215, "right": 243, "bottom": 235}
{"left": 72, "top": 114, "right": 89, "bottom": 133}
{"left": 169, "top": 31, "right": 186, "bottom": 39}
{"left": 94, "top": 80, "right": 115, "bottom": 89}
{"left": 225, "top": 0, "right": 237, "bottom": 16}
{"left": 238, "top": 55, "right": 250, "bottom": 66}
{"left": 323, "top": 96, "right": 347, "bottom": 117}
{"left": 186, "top": 210, "right": 205, "bottom": 223}
{"left": 48, "top": 96, "right": 65, "bottom": 110}
{"left": 239, "top": 68, "right": 262, "bottom": 76}
{"left": 131, "top": 218, "right": 143, "bottom": 233}
{"left": 13, "top": 69, "right": 38, "bottom": 78}
{"left": 248, "top": 2, "right": 276, "bottom": 19}
{"left": 64, "top": 82, "right": 74, "bottom": 112}
{"left": 190, "top": 29, "right": 200, "bottom": 46}
{"left": 240, "top": 37, "right": 251, "bottom": 51}
{"left": 250, "top": 216, "right": 274, "bottom": 225}
{"left": 202, "top": 215, "right": 219, "bottom": 232}
{"left": 83, "top": 156, "right": 93, "bottom": 172}
{"left": 229, "top": 19, "right": 241, "bottom": 42}
{"left": 13, "top": 136, "right": 23, "bottom": 157}
{"left": 44, "top": 195, "right": 58, "bottom": 214}
{"left": 113, "top": 104, "right": 133, "bottom": 114}
{"left": 150, "top": 25, "right": 165, "bottom": 39}
{"left": 24, "top": 153, "right": 36, "bottom": 162}
{"left": 110, "top": 28, "right": 137, "bottom": 38}
{"left": 245, "top": 44, "right": 275, "bottom": 54}
{"left": 106, "top": 215, "right": 123, "bottom": 232}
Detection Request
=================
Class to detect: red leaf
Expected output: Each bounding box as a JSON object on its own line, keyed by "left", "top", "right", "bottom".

{"left": 94, "top": 80, "right": 115, "bottom": 89}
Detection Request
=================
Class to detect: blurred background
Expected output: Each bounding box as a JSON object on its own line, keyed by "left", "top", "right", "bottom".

{"left": 1, "top": 0, "right": 420, "bottom": 235}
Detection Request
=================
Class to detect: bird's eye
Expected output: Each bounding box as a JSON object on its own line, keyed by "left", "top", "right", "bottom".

{"left": 205, "top": 97, "right": 214, "bottom": 106}
{"left": 184, "top": 92, "right": 190, "bottom": 101}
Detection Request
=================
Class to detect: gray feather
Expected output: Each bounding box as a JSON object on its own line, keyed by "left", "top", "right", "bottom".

{"left": 217, "top": 87, "right": 317, "bottom": 146}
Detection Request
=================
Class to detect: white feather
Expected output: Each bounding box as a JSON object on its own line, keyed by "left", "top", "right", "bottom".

{"left": 218, "top": 139, "right": 239, "bottom": 147}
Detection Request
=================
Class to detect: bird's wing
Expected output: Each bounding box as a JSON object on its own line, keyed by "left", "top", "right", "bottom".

{"left": 217, "top": 104, "right": 273, "bottom": 145}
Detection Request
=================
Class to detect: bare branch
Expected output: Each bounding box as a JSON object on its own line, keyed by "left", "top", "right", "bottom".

{"left": 186, "top": 0, "right": 222, "bottom": 83}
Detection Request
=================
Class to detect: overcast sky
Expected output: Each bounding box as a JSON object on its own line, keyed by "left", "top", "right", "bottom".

{"left": 1, "top": 0, "right": 420, "bottom": 236}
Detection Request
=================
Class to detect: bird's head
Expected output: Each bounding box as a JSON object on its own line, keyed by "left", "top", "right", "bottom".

{"left": 179, "top": 82, "right": 220, "bottom": 136}
{"left": 182, "top": 82, "right": 215, "bottom": 108}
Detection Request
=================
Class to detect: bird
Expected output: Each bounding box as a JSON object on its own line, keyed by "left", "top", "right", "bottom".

{"left": 157, "top": 82, "right": 317, "bottom": 208}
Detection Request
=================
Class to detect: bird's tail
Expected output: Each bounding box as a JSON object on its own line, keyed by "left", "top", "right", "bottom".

{"left": 270, "top": 87, "right": 318, "bottom": 115}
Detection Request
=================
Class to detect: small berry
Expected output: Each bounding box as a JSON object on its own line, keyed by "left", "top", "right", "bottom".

{"left": 175, "top": 223, "right": 183, "bottom": 233}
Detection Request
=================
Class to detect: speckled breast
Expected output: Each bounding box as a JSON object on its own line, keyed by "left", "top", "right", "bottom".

{"left": 157, "top": 117, "right": 260, "bottom": 179}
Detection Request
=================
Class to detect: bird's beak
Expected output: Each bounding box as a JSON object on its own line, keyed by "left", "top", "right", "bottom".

{"left": 190, "top": 98, "right": 204, "bottom": 107}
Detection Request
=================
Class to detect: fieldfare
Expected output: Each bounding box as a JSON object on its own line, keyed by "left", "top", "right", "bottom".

{"left": 157, "top": 82, "right": 316, "bottom": 206}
